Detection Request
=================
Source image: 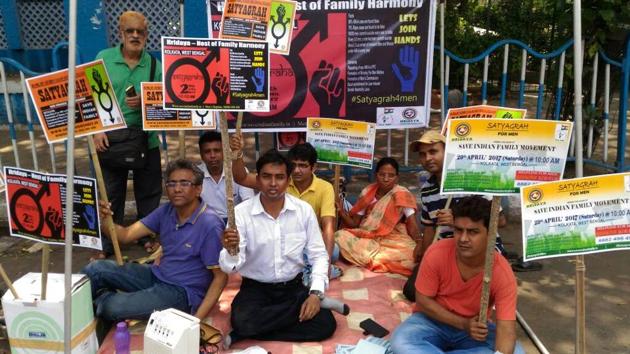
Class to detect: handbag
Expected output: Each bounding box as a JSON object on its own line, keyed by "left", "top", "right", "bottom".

{"left": 98, "top": 126, "right": 148, "bottom": 170}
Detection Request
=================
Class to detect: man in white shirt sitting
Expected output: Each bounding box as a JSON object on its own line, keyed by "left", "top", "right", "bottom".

{"left": 220, "top": 149, "right": 337, "bottom": 345}
{"left": 198, "top": 131, "right": 255, "bottom": 225}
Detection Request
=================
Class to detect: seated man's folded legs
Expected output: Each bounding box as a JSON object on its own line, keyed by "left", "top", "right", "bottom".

{"left": 230, "top": 278, "right": 336, "bottom": 342}
{"left": 95, "top": 280, "right": 188, "bottom": 323}
{"left": 82, "top": 260, "right": 188, "bottom": 322}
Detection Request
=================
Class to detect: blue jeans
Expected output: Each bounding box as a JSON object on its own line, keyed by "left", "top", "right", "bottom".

{"left": 302, "top": 244, "right": 341, "bottom": 285}
{"left": 391, "top": 313, "right": 525, "bottom": 354}
{"left": 82, "top": 260, "right": 189, "bottom": 322}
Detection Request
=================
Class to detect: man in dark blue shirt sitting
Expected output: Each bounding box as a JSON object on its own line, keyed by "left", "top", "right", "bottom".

{"left": 83, "top": 159, "right": 227, "bottom": 323}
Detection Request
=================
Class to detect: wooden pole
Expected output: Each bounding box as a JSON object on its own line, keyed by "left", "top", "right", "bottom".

{"left": 0, "top": 264, "right": 19, "bottom": 299}
{"left": 219, "top": 112, "right": 242, "bottom": 256}
{"left": 333, "top": 165, "right": 341, "bottom": 197}
{"left": 478, "top": 196, "right": 501, "bottom": 321}
{"left": 41, "top": 244, "right": 50, "bottom": 300}
{"left": 87, "top": 137, "right": 124, "bottom": 265}
{"left": 433, "top": 195, "right": 453, "bottom": 243}
{"left": 178, "top": 131, "right": 186, "bottom": 159}
{"left": 576, "top": 254, "right": 586, "bottom": 353}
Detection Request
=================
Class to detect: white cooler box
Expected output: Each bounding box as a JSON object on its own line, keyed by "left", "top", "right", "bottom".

{"left": 2, "top": 272, "right": 98, "bottom": 354}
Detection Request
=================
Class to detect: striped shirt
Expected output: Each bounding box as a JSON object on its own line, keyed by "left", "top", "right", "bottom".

{"left": 420, "top": 175, "right": 465, "bottom": 239}
{"left": 420, "top": 175, "right": 505, "bottom": 251}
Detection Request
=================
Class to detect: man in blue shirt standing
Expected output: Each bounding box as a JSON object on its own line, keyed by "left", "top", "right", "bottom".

{"left": 83, "top": 159, "right": 227, "bottom": 323}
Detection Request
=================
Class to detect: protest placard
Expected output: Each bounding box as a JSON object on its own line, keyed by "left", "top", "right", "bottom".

{"left": 220, "top": 0, "right": 297, "bottom": 55}
{"left": 208, "top": 0, "right": 436, "bottom": 130}
{"left": 162, "top": 37, "right": 269, "bottom": 111}
{"left": 306, "top": 117, "right": 376, "bottom": 169}
{"left": 26, "top": 59, "right": 126, "bottom": 143}
{"left": 220, "top": 0, "right": 272, "bottom": 41}
{"left": 441, "top": 105, "right": 527, "bottom": 134}
{"left": 3, "top": 167, "right": 102, "bottom": 250}
{"left": 141, "top": 82, "right": 216, "bottom": 130}
{"left": 441, "top": 118, "right": 573, "bottom": 195}
{"left": 266, "top": 0, "right": 297, "bottom": 55}
{"left": 521, "top": 173, "right": 630, "bottom": 261}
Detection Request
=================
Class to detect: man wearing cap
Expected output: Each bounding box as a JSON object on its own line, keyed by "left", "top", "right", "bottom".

{"left": 403, "top": 129, "right": 535, "bottom": 301}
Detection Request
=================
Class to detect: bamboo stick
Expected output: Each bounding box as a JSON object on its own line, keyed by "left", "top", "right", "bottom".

{"left": 87, "top": 137, "right": 124, "bottom": 265}
{"left": 219, "top": 112, "right": 242, "bottom": 256}
{"left": 478, "top": 196, "right": 501, "bottom": 321}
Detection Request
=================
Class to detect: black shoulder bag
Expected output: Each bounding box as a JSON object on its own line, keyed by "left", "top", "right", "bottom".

{"left": 98, "top": 55, "right": 157, "bottom": 170}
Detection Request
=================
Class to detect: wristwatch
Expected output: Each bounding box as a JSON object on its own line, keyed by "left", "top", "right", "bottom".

{"left": 309, "top": 290, "right": 324, "bottom": 301}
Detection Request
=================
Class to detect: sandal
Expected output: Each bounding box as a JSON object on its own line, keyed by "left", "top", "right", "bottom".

{"left": 200, "top": 322, "right": 222, "bottom": 354}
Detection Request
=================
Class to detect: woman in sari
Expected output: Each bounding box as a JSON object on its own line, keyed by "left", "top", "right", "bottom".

{"left": 335, "top": 157, "right": 420, "bottom": 276}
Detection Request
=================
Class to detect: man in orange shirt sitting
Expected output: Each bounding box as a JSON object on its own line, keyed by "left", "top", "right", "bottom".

{"left": 391, "top": 196, "right": 524, "bottom": 354}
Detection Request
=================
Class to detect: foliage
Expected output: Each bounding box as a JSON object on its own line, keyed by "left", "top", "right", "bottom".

{"left": 437, "top": 0, "right": 630, "bottom": 88}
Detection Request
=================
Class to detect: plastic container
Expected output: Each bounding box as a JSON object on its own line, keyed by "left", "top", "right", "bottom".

{"left": 114, "top": 321, "right": 130, "bottom": 354}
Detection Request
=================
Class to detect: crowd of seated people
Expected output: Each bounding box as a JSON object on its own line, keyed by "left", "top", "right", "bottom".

{"left": 84, "top": 103, "right": 524, "bottom": 353}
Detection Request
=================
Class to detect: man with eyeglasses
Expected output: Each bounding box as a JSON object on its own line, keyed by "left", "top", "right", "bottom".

{"left": 92, "top": 10, "right": 163, "bottom": 259}
{"left": 83, "top": 159, "right": 227, "bottom": 334}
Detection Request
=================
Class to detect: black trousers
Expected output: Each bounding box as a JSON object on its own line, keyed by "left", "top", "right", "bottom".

{"left": 100, "top": 147, "right": 162, "bottom": 254}
{"left": 231, "top": 275, "right": 337, "bottom": 342}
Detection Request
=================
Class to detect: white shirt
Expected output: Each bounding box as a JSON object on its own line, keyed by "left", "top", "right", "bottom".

{"left": 198, "top": 163, "right": 255, "bottom": 219}
{"left": 219, "top": 193, "right": 329, "bottom": 293}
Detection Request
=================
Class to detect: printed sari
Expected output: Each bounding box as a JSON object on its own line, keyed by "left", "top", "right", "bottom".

{"left": 335, "top": 183, "right": 417, "bottom": 276}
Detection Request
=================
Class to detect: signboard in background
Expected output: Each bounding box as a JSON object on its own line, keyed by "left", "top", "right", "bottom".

{"left": 26, "top": 59, "right": 126, "bottom": 143}
{"left": 162, "top": 37, "right": 269, "bottom": 112}
{"left": 0, "top": 170, "right": 5, "bottom": 194}
{"left": 276, "top": 131, "right": 306, "bottom": 151}
{"left": 3, "top": 167, "right": 102, "bottom": 250}
{"left": 141, "top": 82, "right": 216, "bottom": 130}
{"left": 441, "top": 105, "right": 527, "bottom": 134}
{"left": 521, "top": 173, "right": 630, "bottom": 261}
{"left": 306, "top": 117, "right": 376, "bottom": 169}
{"left": 208, "top": 0, "right": 436, "bottom": 131}
{"left": 441, "top": 118, "right": 573, "bottom": 195}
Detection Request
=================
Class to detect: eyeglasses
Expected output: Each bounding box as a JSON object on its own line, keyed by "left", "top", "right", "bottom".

{"left": 123, "top": 28, "right": 147, "bottom": 36}
{"left": 165, "top": 180, "right": 197, "bottom": 188}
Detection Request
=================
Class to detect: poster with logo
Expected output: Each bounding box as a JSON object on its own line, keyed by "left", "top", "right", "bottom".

{"left": 306, "top": 117, "right": 376, "bottom": 169}
{"left": 208, "top": 0, "right": 436, "bottom": 131}
{"left": 26, "top": 59, "right": 126, "bottom": 143}
{"left": 141, "top": 82, "right": 216, "bottom": 130}
{"left": 3, "top": 167, "right": 102, "bottom": 250}
{"left": 441, "top": 105, "right": 527, "bottom": 134}
{"left": 441, "top": 118, "right": 573, "bottom": 195}
{"left": 521, "top": 173, "right": 630, "bottom": 261}
{"left": 266, "top": 0, "right": 297, "bottom": 55}
{"left": 162, "top": 37, "right": 269, "bottom": 112}
{"left": 220, "top": 0, "right": 272, "bottom": 42}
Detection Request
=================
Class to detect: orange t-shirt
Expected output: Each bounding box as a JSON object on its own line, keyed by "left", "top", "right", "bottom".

{"left": 415, "top": 238, "right": 517, "bottom": 321}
